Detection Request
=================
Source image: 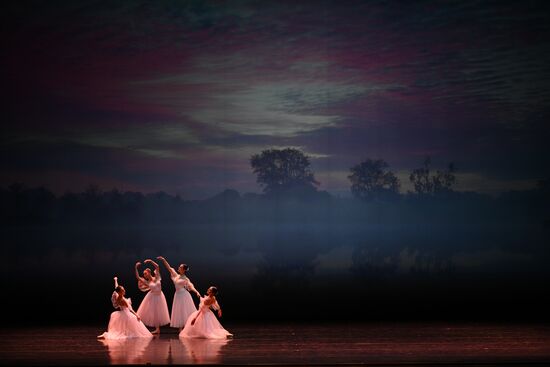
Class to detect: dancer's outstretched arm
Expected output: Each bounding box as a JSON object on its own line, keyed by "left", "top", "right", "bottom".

{"left": 212, "top": 300, "right": 222, "bottom": 317}
{"left": 129, "top": 305, "right": 141, "bottom": 321}
{"left": 113, "top": 276, "right": 119, "bottom": 289}
{"left": 186, "top": 279, "right": 201, "bottom": 298}
{"left": 156, "top": 256, "right": 175, "bottom": 276}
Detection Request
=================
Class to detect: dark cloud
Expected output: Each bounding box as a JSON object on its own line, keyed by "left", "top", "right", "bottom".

{"left": 1, "top": 0, "right": 549, "bottom": 196}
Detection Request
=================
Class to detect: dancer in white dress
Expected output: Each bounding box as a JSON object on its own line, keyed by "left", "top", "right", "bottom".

{"left": 97, "top": 276, "right": 153, "bottom": 340}
{"left": 135, "top": 259, "right": 171, "bottom": 334}
{"left": 157, "top": 256, "right": 200, "bottom": 330}
{"left": 180, "top": 286, "right": 233, "bottom": 339}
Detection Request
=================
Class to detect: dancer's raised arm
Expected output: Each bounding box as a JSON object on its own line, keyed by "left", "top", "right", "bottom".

{"left": 156, "top": 256, "right": 176, "bottom": 277}
{"left": 113, "top": 276, "right": 119, "bottom": 289}
{"left": 135, "top": 262, "right": 150, "bottom": 292}
{"left": 135, "top": 262, "right": 144, "bottom": 282}
{"left": 144, "top": 259, "right": 161, "bottom": 279}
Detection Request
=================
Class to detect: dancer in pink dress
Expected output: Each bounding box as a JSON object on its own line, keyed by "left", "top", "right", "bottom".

{"left": 97, "top": 276, "right": 153, "bottom": 340}
{"left": 179, "top": 286, "right": 233, "bottom": 339}
{"left": 157, "top": 256, "right": 200, "bottom": 330}
{"left": 135, "top": 259, "right": 170, "bottom": 334}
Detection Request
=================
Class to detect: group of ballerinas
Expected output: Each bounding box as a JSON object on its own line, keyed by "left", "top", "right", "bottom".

{"left": 97, "top": 256, "right": 232, "bottom": 340}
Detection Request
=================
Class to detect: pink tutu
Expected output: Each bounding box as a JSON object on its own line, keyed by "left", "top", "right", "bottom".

{"left": 98, "top": 301, "right": 153, "bottom": 339}
{"left": 179, "top": 297, "right": 232, "bottom": 339}
{"left": 171, "top": 288, "right": 197, "bottom": 328}
{"left": 136, "top": 291, "right": 171, "bottom": 327}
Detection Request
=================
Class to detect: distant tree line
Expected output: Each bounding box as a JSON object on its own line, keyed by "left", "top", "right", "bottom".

{"left": 0, "top": 147, "right": 548, "bottom": 227}
{"left": 251, "top": 147, "right": 456, "bottom": 201}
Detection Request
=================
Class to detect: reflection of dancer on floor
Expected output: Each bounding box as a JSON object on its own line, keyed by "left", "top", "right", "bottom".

{"left": 97, "top": 276, "right": 153, "bottom": 339}
{"left": 179, "top": 338, "right": 229, "bottom": 364}
{"left": 180, "top": 286, "right": 233, "bottom": 339}
{"left": 99, "top": 337, "right": 152, "bottom": 364}
{"left": 135, "top": 259, "right": 170, "bottom": 334}
{"left": 157, "top": 256, "right": 200, "bottom": 330}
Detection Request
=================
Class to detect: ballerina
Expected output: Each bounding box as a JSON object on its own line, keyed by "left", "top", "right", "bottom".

{"left": 179, "top": 286, "right": 233, "bottom": 339}
{"left": 157, "top": 256, "right": 200, "bottom": 330}
{"left": 135, "top": 259, "right": 171, "bottom": 334}
{"left": 97, "top": 276, "right": 153, "bottom": 339}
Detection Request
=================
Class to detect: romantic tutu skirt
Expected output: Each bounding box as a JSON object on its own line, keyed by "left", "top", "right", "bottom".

{"left": 137, "top": 291, "right": 170, "bottom": 327}
{"left": 179, "top": 309, "right": 232, "bottom": 339}
{"left": 98, "top": 308, "right": 153, "bottom": 339}
{"left": 170, "top": 288, "right": 197, "bottom": 328}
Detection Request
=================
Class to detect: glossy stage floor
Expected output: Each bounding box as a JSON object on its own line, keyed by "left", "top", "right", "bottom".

{"left": 1, "top": 323, "right": 550, "bottom": 365}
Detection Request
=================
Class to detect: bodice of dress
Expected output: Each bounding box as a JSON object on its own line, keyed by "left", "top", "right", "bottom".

{"left": 199, "top": 297, "right": 219, "bottom": 312}
{"left": 172, "top": 274, "right": 191, "bottom": 292}
{"left": 147, "top": 278, "right": 162, "bottom": 294}
{"left": 111, "top": 292, "right": 132, "bottom": 310}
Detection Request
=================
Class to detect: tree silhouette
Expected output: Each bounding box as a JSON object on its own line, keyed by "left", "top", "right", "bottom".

{"left": 409, "top": 157, "right": 456, "bottom": 194}
{"left": 350, "top": 246, "right": 399, "bottom": 279}
{"left": 250, "top": 148, "right": 319, "bottom": 195}
{"left": 348, "top": 159, "right": 400, "bottom": 201}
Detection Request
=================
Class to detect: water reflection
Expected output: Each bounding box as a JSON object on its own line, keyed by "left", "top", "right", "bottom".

{"left": 100, "top": 336, "right": 230, "bottom": 364}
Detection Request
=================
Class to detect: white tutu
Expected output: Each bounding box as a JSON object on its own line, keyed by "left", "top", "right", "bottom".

{"left": 179, "top": 297, "right": 232, "bottom": 339}
{"left": 136, "top": 272, "right": 171, "bottom": 328}
{"left": 171, "top": 288, "right": 197, "bottom": 328}
{"left": 136, "top": 290, "right": 171, "bottom": 327}
{"left": 98, "top": 302, "right": 153, "bottom": 340}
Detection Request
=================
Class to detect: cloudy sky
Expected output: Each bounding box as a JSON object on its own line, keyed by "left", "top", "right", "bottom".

{"left": 2, "top": 0, "right": 549, "bottom": 198}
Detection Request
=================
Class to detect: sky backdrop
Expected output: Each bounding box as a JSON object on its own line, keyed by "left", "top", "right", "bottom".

{"left": 2, "top": 0, "right": 550, "bottom": 199}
